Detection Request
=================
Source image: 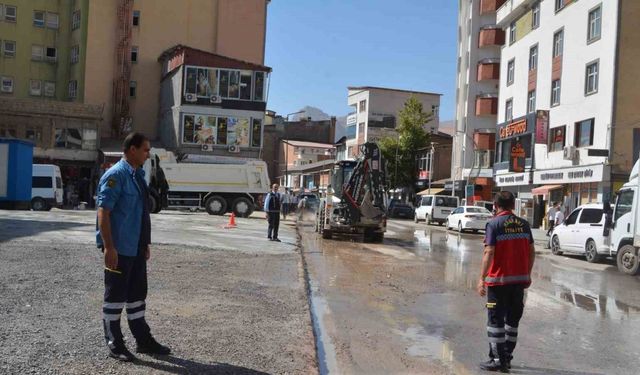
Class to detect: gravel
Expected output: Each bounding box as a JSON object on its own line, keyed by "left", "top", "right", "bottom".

{"left": 0, "top": 237, "right": 317, "bottom": 375}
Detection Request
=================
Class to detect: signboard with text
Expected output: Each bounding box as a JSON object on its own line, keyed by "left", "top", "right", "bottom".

{"left": 535, "top": 110, "right": 549, "bottom": 144}
{"left": 509, "top": 140, "right": 526, "bottom": 173}
{"left": 495, "top": 172, "right": 531, "bottom": 187}
{"left": 533, "top": 164, "right": 609, "bottom": 184}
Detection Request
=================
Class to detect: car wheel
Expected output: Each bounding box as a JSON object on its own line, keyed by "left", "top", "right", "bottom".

{"left": 551, "top": 235, "right": 563, "bottom": 255}
{"left": 31, "top": 197, "right": 48, "bottom": 211}
{"left": 426, "top": 215, "right": 431, "bottom": 225}
{"left": 204, "top": 195, "right": 227, "bottom": 215}
{"left": 458, "top": 222, "right": 463, "bottom": 233}
{"left": 585, "top": 239, "right": 601, "bottom": 263}
{"left": 617, "top": 245, "right": 640, "bottom": 275}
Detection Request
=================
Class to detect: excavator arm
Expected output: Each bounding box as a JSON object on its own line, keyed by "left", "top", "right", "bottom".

{"left": 341, "top": 143, "right": 387, "bottom": 223}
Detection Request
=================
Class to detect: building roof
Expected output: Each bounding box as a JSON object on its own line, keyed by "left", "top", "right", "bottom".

{"left": 348, "top": 86, "right": 442, "bottom": 97}
{"left": 158, "top": 44, "right": 272, "bottom": 73}
{"left": 283, "top": 140, "right": 335, "bottom": 148}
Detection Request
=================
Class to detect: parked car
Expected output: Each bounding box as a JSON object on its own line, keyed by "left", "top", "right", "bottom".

{"left": 414, "top": 195, "right": 459, "bottom": 225}
{"left": 31, "top": 164, "right": 63, "bottom": 211}
{"left": 388, "top": 200, "right": 415, "bottom": 219}
{"left": 446, "top": 206, "right": 493, "bottom": 233}
{"left": 550, "top": 203, "right": 608, "bottom": 263}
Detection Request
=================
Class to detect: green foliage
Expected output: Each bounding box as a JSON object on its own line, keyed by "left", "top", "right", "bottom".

{"left": 378, "top": 96, "right": 433, "bottom": 190}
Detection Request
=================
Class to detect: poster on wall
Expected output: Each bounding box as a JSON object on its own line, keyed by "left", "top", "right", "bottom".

{"left": 193, "top": 115, "right": 216, "bottom": 144}
{"left": 535, "top": 110, "right": 549, "bottom": 144}
{"left": 196, "top": 68, "right": 213, "bottom": 97}
{"left": 183, "top": 115, "right": 194, "bottom": 143}
{"left": 509, "top": 139, "right": 526, "bottom": 173}
{"left": 227, "top": 117, "right": 237, "bottom": 145}
{"left": 236, "top": 118, "right": 250, "bottom": 147}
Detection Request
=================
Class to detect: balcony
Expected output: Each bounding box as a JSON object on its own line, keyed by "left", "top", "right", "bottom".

{"left": 473, "top": 132, "right": 496, "bottom": 151}
{"left": 477, "top": 61, "right": 500, "bottom": 81}
{"left": 478, "top": 27, "right": 505, "bottom": 48}
{"left": 480, "top": 0, "right": 508, "bottom": 15}
{"left": 497, "top": 0, "right": 536, "bottom": 28}
{"left": 475, "top": 95, "right": 499, "bottom": 116}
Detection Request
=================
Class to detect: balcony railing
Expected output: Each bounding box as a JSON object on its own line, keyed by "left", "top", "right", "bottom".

{"left": 496, "top": 0, "right": 536, "bottom": 27}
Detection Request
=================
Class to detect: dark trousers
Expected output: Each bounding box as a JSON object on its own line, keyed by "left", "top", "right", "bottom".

{"left": 486, "top": 284, "right": 525, "bottom": 363}
{"left": 267, "top": 211, "right": 280, "bottom": 239}
{"left": 102, "top": 252, "right": 152, "bottom": 348}
{"left": 546, "top": 221, "right": 555, "bottom": 235}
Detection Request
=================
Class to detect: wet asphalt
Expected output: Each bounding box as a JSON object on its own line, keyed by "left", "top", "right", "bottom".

{"left": 300, "top": 219, "right": 640, "bottom": 375}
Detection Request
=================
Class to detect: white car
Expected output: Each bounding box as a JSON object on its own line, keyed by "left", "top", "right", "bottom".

{"left": 446, "top": 206, "right": 493, "bottom": 233}
{"left": 550, "top": 203, "right": 609, "bottom": 263}
{"left": 414, "top": 195, "right": 459, "bottom": 225}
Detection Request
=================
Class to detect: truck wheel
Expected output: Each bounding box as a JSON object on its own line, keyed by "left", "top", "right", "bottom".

{"left": 617, "top": 245, "right": 640, "bottom": 275}
{"left": 232, "top": 197, "right": 253, "bottom": 218}
{"left": 148, "top": 194, "right": 161, "bottom": 214}
{"left": 31, "top": 197, "right": 48, "bottom": 211}
{"left": 204, "top": 195, "right": 227, "bottom": 215}
{"left": 585, "top": 239, "right": 601, "bottom": 263}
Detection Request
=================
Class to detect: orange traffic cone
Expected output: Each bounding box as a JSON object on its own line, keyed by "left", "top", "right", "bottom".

{"left": 224, "top": 212, "right": 237, "bottom": 229}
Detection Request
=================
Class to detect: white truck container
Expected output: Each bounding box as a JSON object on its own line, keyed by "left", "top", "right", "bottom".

{"left": 146, "top": 148, "right": 270, "bottom": 217}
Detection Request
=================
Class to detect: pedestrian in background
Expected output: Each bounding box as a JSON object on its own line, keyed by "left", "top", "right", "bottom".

{"left": 96, "top": 132, "right": 170, "bottom": 362}
{"left": 264, "top": 183, "right": 282, "bottom": 242}
{"left": 297, "top": 196, "right": 307, "bottom": 220}
{"left": 554, "top": 205, "right": 565, "bottom": 228}
{"left": 546, "top": 202, "right": 558, "bottom": 236}
{"left": 281, "top": 189, "right": 292, "bottom": 220}
{"left": 477, "top": 191, "right": 536, "bottom": 373}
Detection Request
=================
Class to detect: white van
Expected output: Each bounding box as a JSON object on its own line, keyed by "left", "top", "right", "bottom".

{"left": 414, "top": 195, "right": 460, "bottom": 225}
{"left": 31, "top": 164, "right": 63, "bottom": 211}
{"left": 550, "top": 203, "right": 609, "bottom": 263}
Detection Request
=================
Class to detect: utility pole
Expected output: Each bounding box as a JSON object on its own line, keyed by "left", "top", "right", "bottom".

{"left": 428, "top": 142, "right": 435, "bottom": 194}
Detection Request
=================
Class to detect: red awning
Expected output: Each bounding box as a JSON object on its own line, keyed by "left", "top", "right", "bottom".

{"left": 531, "top": 184, "right": 563, "bottom": 195}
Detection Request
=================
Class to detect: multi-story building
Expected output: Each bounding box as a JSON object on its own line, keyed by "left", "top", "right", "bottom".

{"left": 416, "top": 131, "right": 453, "bottom": 194}
{"left": 278, "top": 140, "right": 335, "bottom": 191}
{"left": 494, "top": 0, "right": 640, "bottom": 226}
{"left": 451, "top": 0, "right": 506, "bottom": 201}
{"left": 345, "top": 86, "right": 441, "bottom": 159}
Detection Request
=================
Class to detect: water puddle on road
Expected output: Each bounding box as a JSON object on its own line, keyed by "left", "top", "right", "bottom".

{"left": 308, "top": 290, "right": 339, "bottom": 375}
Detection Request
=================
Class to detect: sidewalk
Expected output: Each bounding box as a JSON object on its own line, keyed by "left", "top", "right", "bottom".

{"left": 531, "top": 228, "right": 551, "bottom": 249}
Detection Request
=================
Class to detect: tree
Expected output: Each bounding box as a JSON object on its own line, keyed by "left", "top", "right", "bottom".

{"left": 379, "top": 96, "right": 434, "bottom": 196}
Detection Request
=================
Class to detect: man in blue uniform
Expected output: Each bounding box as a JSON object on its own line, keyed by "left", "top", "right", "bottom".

{"left": 264, "top": 183, "right": 282, "bottom": 242}
{"left": 96, "top": 132, "right": 170, "bottom": 361}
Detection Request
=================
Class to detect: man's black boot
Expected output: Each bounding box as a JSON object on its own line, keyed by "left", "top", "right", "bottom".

{"left": 136, "top": 336, "right": 171, "bottom": 355}
{"left": 107, "top": 342, "right": 136, "bottom": 362}
{"left": 479, "top": 358, "right": 509, "bottom": 373}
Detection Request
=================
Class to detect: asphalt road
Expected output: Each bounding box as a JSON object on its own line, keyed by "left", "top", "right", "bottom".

{"left": 300, "top": 218, "right": 640, "bottom": 375}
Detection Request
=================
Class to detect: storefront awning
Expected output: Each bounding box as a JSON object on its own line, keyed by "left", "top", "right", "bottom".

{"left": 418, "top": 188, "right": 445, "bottom": 195}
{"left": 531, "top": 184, "right": 563, "bottom": 195}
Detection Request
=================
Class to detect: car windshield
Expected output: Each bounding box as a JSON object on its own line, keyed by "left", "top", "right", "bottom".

{"left": 467, "top": 207, "right": 491, "bottom": 214}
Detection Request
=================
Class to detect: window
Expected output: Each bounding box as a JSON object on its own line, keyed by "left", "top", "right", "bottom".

{"left": 421, "top": 197, "right": 433, "bottom": 206}
{"left": 44, "top": 81, "right": 55, "bottom": 97}
{"left": 29, "top": 79, "right": 42, "bottom": 96}
{"left": 32, "top": 176, "right": 53, "bottom": 189}
{"left": 555, "top": 0, "right": 566, "bottom": 12}
{"left": 527, "top": 90, "right": 536, "bottom": 114}
{"left": 509, "top": 22, "right": 516, "bottom": 45}
{"left": 54, "top": 128, "right": 83, "bottom": 149}
{"left": 26, "top": 129, "right": 42, "bottom": 142}
{"left": 254, "top": 71, "right": 265, "bottom": 101}
{"left": 130, "top": 46, "right": 138, "bottom": 63}
{"left": 132, "top": 10, "right": 140, "bottom": 26}
{"left": 31, "top": 45, "right": 44, "bottom": 61}
{"left": 228, "top": 71, "right": 239, "bottom": 98}
{"left": 252, "top": 119, "right": 262, "bottom": 147}
{"left": 575, "top": 118, "right": 594, "bottom": 147}
{"left": 359, "top": 100, "right": 367, "bottom": 113}
{"left": 33, "top": 10, "right": 45, "bottom": 27}
{"left": 553, "top": 30, "right": 564, "bottom": 57}
{"left": 46, "top": 47, "right": 57, "bottom": 62}
{"left": 68, "top": 80, "right": 78, "bottom": 99}
{"left": 615, "top": 189, "right": 634, "bottom": 222}
{"left": 532, "top": 2, "right": 540, "bottom": 29}
{"left": 549, "top": 126, "right": 566, "bottom": 152}
{"left": 579, "top": 208, "right": 603, "bottom": 224}
{"left": 565, "top": 209, "right": 581, "bottom": 225}
{"left": 588, "top": 6, "right": 602, "bottom": 42}
{"left": 529, "top": 45, "right": 538, "bottom": 71}
{"left": 46, "top": 12, "right": 59, "bottom": 29}
{"left": 551, "top": 79, "right": 561, "bottom": 106}
{"left": 3, "top": 40, "right": 15, "bottom": 57}
{"left": 585, "top": 61, "right": 599, "bottom": 95}
{"left": 505, "top": 99, "right": 513, "bottom": 121}
{"left": 4, "top": 5, "right": 16, "bottom": 22}
{"left": 239, "top": 71, "right": 252, "bottom": 100}
{"left": 129, "top": 81, "right": 136, "bottom": 97}
{"left": 72, "top": 10, "right": 81, "bottom": 30}
{"left": 70, "top": 45, "right": 79, "bottom": 64}
{"left": 1, "top": 76, "right": 13, "bottom": 93}
{"left": 507, "top": 59, "right": 515, "bottom": 85}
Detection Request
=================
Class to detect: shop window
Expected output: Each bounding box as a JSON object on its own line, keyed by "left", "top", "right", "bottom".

{"left": 548, "top": 126, "right": 566, "bottom": 152}
{"left": 575, "top": 118, "right": 594, "bottom": 147}
{"left": 240, "top": 71, "right": 252, "bottom": 100}
{"left": 54, "top": 128, "right": 83, "bottom": 149}
{"left": 184, "top": 67, "right": 218, "bottom": 98}
{"left": 29, "top": 79, "right": 42, "bottom": 96}
{"left": 3, "top": 40, "right": 15, "bottom": 57}
{"left": 499, "top": 140, "right": 510, "bottom": 162}
{"left": 0, "top": 127, "right": 17, "bottom": 137}
{"left": 72, "top": 10, "right": 81, "bottom": 30}
{"left": 33, "top": 10, "right": 45, "bottom": 27}
{"left": 26, "top": 128, "right": 42, "bottom": 142}
{"left": 251, "top": 118, "right": 262, "bottom": 147}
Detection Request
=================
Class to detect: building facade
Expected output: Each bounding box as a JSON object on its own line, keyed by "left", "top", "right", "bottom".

{"left": 416, "top": 132, "right": 453, "bottom": 193}
{"left": 495, "top": 0, "right": 640, "bottom": 226}
{"left": 451, "top": 0, "right": 506, "bottom": 200}
{"left": 345, "top": 86, "right": 441, "bottom": 159}
{"left": 278, "top": 140, "right": 335, "bottom": 191}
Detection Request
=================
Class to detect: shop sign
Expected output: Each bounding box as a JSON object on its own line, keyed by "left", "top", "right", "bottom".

{"left": 499, "top": 119, "right": 527, "bottom": 139}
{"left": 533, "top": 164, "right": 609, "bottom": 184}
{"left": 509, "top": 140, "right": 526, "bottom": 173}
{"left": 535, "top": 110, "right": 549, "bottom": 144}
{"left": 495, "top": 172, "right": 531, "bottom": 187}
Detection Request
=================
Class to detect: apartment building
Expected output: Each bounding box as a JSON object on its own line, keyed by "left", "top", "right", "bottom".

{"left": 278, "top": 140, "right": 335, "bottom": 191}
{"left": 345, "top": 86, "right": 441, "bottom": 159}
{"left": 494, "top": 0, "right": 640, "bottom": 226}
{"left": 451, "top": 0, "right": 506, "bottom": 201}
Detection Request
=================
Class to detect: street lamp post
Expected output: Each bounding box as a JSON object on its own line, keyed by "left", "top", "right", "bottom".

{"left": 428, "top": 142, "right": 436, "bottom": 195}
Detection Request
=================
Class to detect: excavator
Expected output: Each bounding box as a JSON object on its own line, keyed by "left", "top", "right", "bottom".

{"left": 315, "top": 142, "right": 388, "bottom": 242}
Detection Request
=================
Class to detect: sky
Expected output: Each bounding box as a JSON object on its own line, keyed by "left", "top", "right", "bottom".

{"left": 264, "top": 0, "right": 458, "bottom": 121}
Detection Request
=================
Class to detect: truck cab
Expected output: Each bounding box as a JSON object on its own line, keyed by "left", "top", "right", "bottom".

{"left": 608, "top": 158, "right": 640, "bottom": 274}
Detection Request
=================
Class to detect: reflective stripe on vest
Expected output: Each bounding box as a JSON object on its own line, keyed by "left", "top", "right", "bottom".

{"left": 484, "top": 274, "right": 531, "bottom": 284}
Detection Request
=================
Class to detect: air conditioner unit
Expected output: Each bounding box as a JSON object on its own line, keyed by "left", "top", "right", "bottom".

{"left": 228, "top": 144, "right": 240, "bottom": 153}
{"left": 185, "top": 93, "right": 197, "bottom": 102}
{"left": 563, "top": 145, "right": 578, "bottom": 161}
{"left": 201, "top": 144, "right": 213, "bottom": 152}
{"left": 210, "top": 95, "right": 222, "bottom": 104}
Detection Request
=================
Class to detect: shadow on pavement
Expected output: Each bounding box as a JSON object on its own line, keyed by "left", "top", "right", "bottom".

{"left": 0, "top": 218, "right": 89, "bottom": 243}
{"left": 511, "top": 366, "right": 605, "bottom": 375}
{"left": 134, "top": 355, "right": 271, "bottom": 374}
